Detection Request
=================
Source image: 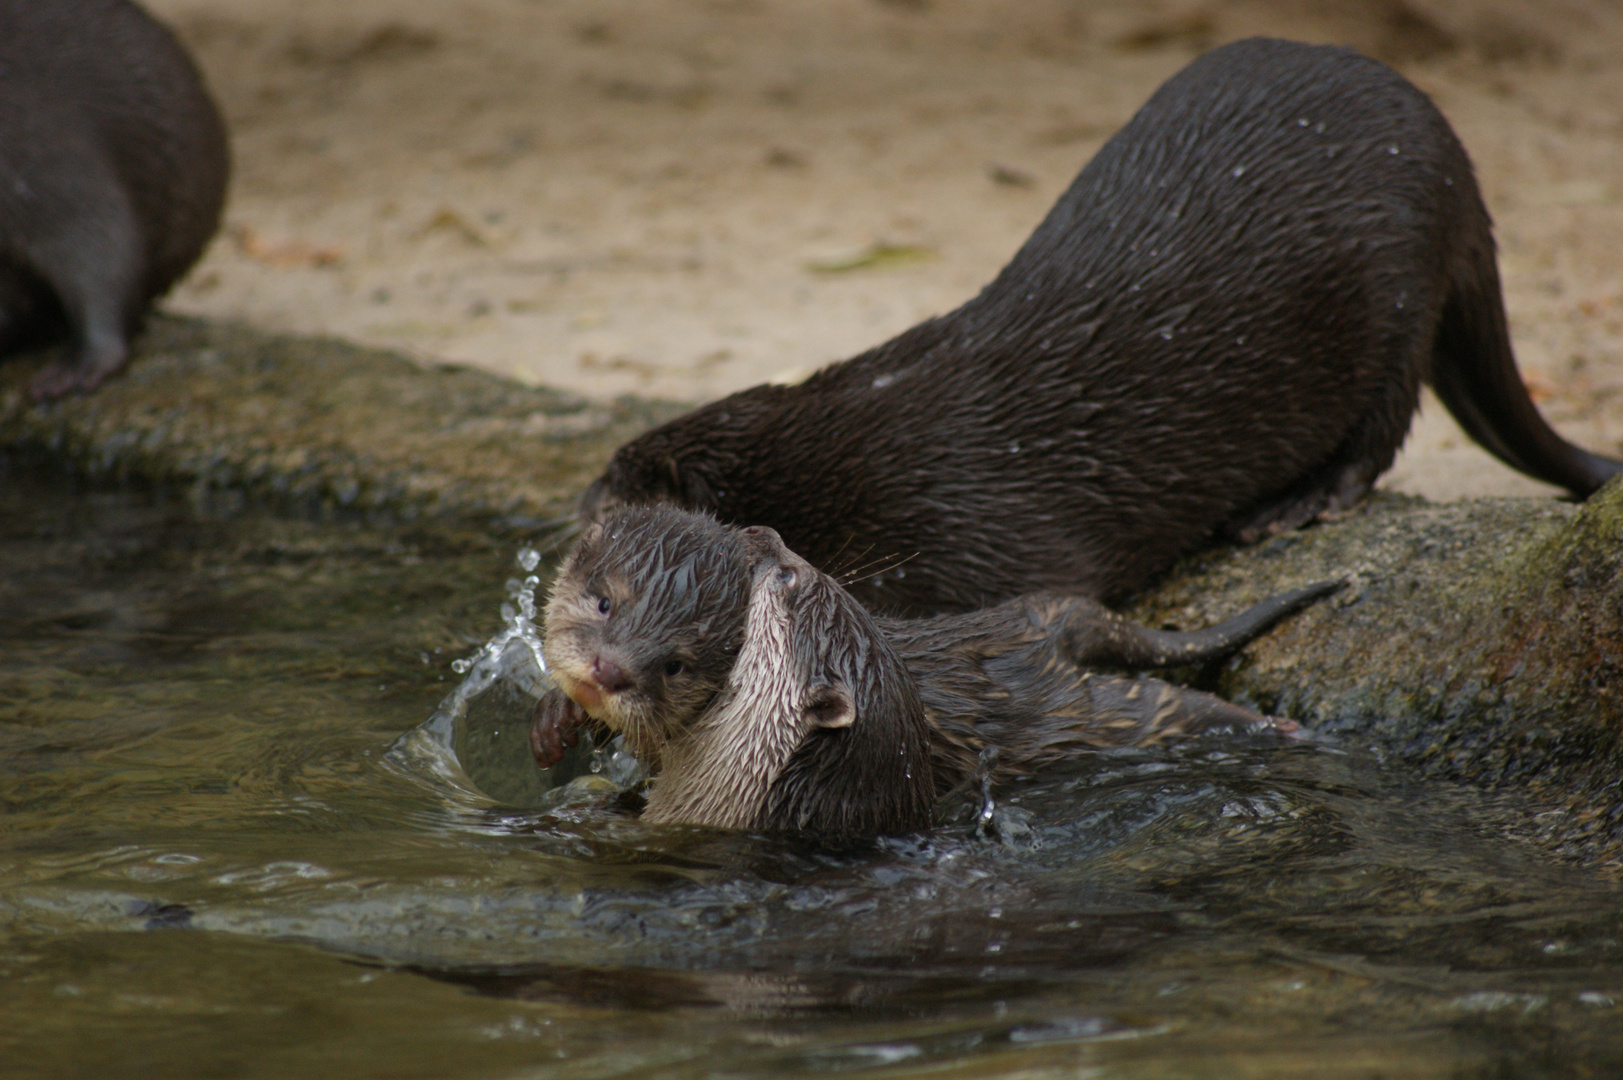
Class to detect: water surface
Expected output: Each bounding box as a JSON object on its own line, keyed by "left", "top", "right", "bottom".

{"left": 3, "top": 462, "right": 1620, "bottom": 1079}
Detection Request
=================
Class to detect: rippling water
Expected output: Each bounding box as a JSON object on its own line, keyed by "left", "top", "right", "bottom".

{"left": 3, "top": 461, "right": 1621, "bottom": 1080}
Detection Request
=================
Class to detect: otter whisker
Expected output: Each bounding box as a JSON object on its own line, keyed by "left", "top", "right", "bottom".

{"left": 837, "top": 550, "right": 919, "bottom": 589}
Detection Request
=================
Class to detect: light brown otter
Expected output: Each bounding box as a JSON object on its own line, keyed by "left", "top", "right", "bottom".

{"left": 577, "top": 38, "right": 1621, "bottom": 618}
{"left": 644, "top": 527, "right": 1335, "bottom": 837}
{"left": 536, "top": 505, "right": 753, "bottom": 771}
{"left": 533, "top": 507, "right": 1338, "bottom": 836}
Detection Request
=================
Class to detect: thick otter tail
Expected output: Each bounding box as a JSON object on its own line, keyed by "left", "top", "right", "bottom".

{"left": 1431, "top": 220, "right": 1623, "bottom": 496}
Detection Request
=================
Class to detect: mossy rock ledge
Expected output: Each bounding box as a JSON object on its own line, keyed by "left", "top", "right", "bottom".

{"left": 4, "top": 317, "right": 1620, "bottom": 863}
{"left": 1128, "top": 482, "right": 1623, "bottom": 866}
{"left": 0, "top": 315, "right": 687, "bottom": 528}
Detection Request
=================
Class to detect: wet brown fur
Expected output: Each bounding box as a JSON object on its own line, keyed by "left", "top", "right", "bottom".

{"left": 581, "top": 38, "right": 1621, "bottom": 616}
{"left": 536, "top": 508, "right": 1336, "bottom": 837}
{"left": 538, "top": 506, "right": 753, "bottom": 769}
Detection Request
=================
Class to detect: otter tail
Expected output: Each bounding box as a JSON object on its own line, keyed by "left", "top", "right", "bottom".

{"left": 1430, "top": 236, "right": 1623, "bottom": 497}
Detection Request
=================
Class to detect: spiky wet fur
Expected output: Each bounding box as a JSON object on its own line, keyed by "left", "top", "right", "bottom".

{"left": 624, "top": 515, "right": 1332, "bottom": 837}
{"left": 541, "top": 505, "right": 752, "bottom": 768}
{"left": 643, "top": 542, "right": 936, "bottom": 837}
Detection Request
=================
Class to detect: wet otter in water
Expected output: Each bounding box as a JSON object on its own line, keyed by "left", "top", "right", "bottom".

{"left": 0, "top": 0, "right": 230, "bottom": 400}
{"left": 577, "top": 37, "right": 1622, "bottom": 617}
{"left": 532, "top": 506, "right": 1338, "bottom": 835}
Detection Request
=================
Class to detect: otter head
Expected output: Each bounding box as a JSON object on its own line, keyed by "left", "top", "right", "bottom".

{"left": 541, "top": 505, "right": 753, "bottom": 768}
{"left": 577, "top": 385, "right": 795, "bottom": 525}
{"left": 643, "top": 526, "right": 936, "bottom": 838}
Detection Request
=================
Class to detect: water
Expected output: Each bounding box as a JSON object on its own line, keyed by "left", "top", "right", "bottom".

{"left": 3, "top": 462, "right": 1622, "bottom": 1079}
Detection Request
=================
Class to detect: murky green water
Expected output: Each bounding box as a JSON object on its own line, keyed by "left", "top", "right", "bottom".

{"left": 4, "top": 460, "right": 1622, "bottom": 1080}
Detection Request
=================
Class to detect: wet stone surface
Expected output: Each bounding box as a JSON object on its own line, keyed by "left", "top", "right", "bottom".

{"left": 0, "top": 315, "right": 688, "bottom": 530}
{"left": 1128, "top": 481, "right": 1623, "bottom": 864}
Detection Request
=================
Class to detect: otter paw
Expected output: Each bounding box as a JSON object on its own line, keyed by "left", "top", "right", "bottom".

{"left": 529, "top": 688, "right": 587, "bottom": 768}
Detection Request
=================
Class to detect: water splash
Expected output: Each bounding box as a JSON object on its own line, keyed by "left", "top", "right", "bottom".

{"left": 415, "top": 547, "right": 552, "bottom": 753}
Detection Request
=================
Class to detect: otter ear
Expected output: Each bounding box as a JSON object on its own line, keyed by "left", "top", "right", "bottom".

{"left": 803, "top": 680, "right": 855, "bottom": 730}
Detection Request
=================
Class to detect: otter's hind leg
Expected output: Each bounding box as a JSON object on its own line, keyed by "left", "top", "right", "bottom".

{"left": 1228, "top": 314, "right": 1432, "bottom": 544}
{"left": 1227, "top": 363, "right": 1425, "bottom": 545}
{"left": 23, "top": 179, "right": 143, "bottom": 401}
{"left": 1044, "top": 580, "right": 1341, "bottom": 669}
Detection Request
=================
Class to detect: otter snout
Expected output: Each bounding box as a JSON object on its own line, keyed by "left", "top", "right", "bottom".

{"left": 552, "top": 653, "right": 632, "bottom": 717}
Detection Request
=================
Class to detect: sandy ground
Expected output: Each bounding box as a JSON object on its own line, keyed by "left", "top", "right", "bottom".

{"left": 144, "top": 0, "right": 1623, "bottom": 501}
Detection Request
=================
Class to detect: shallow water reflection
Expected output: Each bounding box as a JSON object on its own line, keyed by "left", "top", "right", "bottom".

{"left": 3, "top": 463, "right": 1621, "bottom": 1080}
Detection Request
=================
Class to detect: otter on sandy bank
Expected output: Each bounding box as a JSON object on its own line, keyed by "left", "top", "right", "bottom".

{"left": 0, "top": 0, "right": 229, "bottom": 400}
{"left": 532, "top": 506, "right": 1338, "bottom": 836}
{"left": 577, "top": 37, "right": 1621, "bottom": 617}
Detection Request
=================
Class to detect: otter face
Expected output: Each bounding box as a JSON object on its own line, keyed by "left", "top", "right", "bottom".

{"left": 541, "top": 505, "right": 752, "bottom": 768}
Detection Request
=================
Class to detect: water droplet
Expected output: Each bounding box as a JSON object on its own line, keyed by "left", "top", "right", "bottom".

{"left": 1297, "top": 117, "right": 1309, "bottom": 127}
{"left": 1231, "top": 164, "right": 1246, "bottom": 178}
{"left": 1159, "top": 329, "right": 1173, "bottom": 340}
{"left": 872, "top": 373, "right": 896, "bottom": 390}
{"left": 1388, "top": 143, "right": 1400, "bottom": 155}
{"left": 451, "top": 658, "right": 471, "bottom": 674}
{"left": 517, "top": 547, "right": 541, "bottom": 572}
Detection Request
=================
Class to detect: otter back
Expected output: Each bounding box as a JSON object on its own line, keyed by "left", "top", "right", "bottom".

{"left": 582, "top": 37, "right": 1620, "bottom": 615}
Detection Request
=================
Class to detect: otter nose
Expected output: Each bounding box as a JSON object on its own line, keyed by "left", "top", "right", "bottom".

{"left": 589, "top": 655, "right": 634, "bottom": 693}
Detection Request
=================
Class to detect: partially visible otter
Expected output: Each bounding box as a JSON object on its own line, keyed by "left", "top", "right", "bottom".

{"left": 647, "top": 526, "right": 1335, "bottom": 837}
{"left": 641, "top": 531, "right": 935, "bottom": 835}
{"left": 579, "top": 38, "right": 1622, "bottom": 616}
{"left": 533, "top": 506, "right": 1338, "bottom": 836}
{"left": 0, "top": 0, "right": 230, "bottom": 400}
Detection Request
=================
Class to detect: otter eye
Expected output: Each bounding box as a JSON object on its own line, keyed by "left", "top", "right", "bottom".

{"left": 664, "top": 659, "right": 684, "bottom": 677}
{"left": 596, "top": 596, "right": 612, "bottom": 615}
{"left": 776, "top": 567, "right": 797, "bottom": 588}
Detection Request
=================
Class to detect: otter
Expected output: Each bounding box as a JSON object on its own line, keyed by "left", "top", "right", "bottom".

{"left": 0, "top": 0, "right": 230, "bottom": 400}
{"left": 577, "top": 37, "right": 1621, "bottom": 617}
{"left": 531, "top": 506, "right": 1338, "bottom": 836}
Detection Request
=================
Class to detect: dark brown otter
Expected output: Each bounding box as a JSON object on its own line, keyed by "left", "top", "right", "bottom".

{"left": 578, "top": 37, "right": 1621, "bottom": 617}
{"left": 533, "top": 507, "right": 1338, "bottom": 836}
{"left": 0, "top": 0, "right": 230, "bottom": 400}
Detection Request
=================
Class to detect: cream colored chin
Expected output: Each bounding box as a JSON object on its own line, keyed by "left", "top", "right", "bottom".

{"left": 552, "top": 670, "right": 611, "bottom": 718}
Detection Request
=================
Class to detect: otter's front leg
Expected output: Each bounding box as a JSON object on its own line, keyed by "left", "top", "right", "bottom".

{"left": 529, "top": 688, "right": 603, "bottom": 768}
{"left": 1072, "top": 673, "right": 1294, "bottom": 747}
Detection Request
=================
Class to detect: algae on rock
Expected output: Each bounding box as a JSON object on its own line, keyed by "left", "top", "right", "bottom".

{"left": 0, "top": 316, "right": 686, "bottom": 530}
{"left": 1129, "top": 482, "right": 1623, "bottom": 863}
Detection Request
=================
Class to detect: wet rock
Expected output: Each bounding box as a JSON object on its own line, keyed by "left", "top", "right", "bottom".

{"left": 0, "top": 315, "right": 687, "bottom": 532}
{"left": 1128, "top": 482, "right": 1623, "bottom": 864}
